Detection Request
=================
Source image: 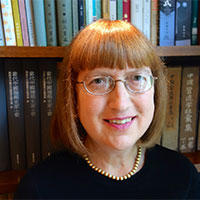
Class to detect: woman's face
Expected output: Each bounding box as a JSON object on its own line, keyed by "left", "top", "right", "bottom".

{"left": 76, "top": 67, "right": 155, "bottom": 152}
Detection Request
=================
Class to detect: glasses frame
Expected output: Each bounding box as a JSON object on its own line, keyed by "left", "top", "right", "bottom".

{"left": 76, "top": 74, "right": 158, "bottom": 96}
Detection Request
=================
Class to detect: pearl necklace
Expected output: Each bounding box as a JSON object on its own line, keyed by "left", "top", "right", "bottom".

{"left": 83, "top": 146, "right": 142, "bottom": 181}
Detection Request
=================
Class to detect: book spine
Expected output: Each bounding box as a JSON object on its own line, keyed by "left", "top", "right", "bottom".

{"left": 117, "top": 0, "right": 123, "bottom": 20}
{"left": 96, "top": 0, "right": 101, "bottom": 20}
{"left": 162, "top": 66, "right": 182, "bottom": 151}
{"left": 175, "top": 0, "right": 192, "bottom": 46}
{"left": 24, "top": 0, "right": 36, "bottom": 46}
{"left": 102, "top": 0, "right": 110, "bottom": 19}
{"left": 18, "top": 0, "right": 29, "bottom": 46}
{"left": 0, "top": 6, "right": 5, "bottom": 46}
{"left": 150, "top": 0, "right": 158, "bottom": 46}
{"left": 78, "top": 0, "right": 85, "bottom": 30}
{"left": 179, "top": 67, "right": 199, "bottom": 153}
{"left": 198, "top": 1, "right": 200, "bottom": 45}
{"left": 85, "top": 0, "right": 93, "bottom": 25}
{"left": 123, "top": 0, "right": 130, "bottom": 22}
{"left": 56, "top": 0, "right": 73, "bottom": 46}
{"left": 143, "top": 0, "right": 151, "bottom": 40}
{"left": 131, "top": 0, "right": 143, "bottom": 31}
{"left": 72, "top": 0, "right": 79, "bottom": 37}
{"left": 11, "top": 0, "right": 23, "bottom": 46}
{"left": 191, "top": 0, "right": 199, "bottom": 45}
{"left": 39, "top": 59, "right": 57, "bottom": 160}
{"left": 110, "top": 0, "right": 117, "bottom": 20}
{"left": 0, "top": 60, "right": 10, "bottom": 171}
{"left": 4, "top": 59, "right": 26, "bottom": 170}
{"left": 198, "top": 106, "right": 200, "bottom": 150}
{"left": 32, "top": 0, "right": 47, "bottom": 46}
{"left": 1, "top": 0, "right": 16, "bottom": 46}
{"left": 23, "top": 59, "right": 41, "bottom": 168}
{"left": 44, "top": 0, "right": 57, "bottom": 46}
{"left": 159, "top": 0, "right": 175, "bottom": 46}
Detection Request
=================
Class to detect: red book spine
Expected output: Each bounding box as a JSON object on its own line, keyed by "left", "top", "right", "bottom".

{"left": 123, "top": 0, "right": 130, "bottom": 22}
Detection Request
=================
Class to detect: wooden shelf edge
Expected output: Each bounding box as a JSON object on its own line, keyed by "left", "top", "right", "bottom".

{"left": 183, "top": 151, "right": 200, "bottom": 164}
{"left": 156, "top": 46, "right": 200, "bottom": 57}
{"left": 0, "top": 46, "right": 200, "bottom": 58}
{"left": 0, "top": 46, "right": 66, "bottom": 58}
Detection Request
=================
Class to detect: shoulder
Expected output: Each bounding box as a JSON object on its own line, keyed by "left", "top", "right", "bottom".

{"left": 146, "top": 145, "right": 198, "bottom": 176}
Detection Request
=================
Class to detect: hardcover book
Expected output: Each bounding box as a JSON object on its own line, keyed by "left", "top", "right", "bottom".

{"left": 32, "top": 0, "right": 47, "bottom": 46}
{"left": 39, "top": 59, "right": 57, "bottom": 160}
{"left": 44, "top": 0, "right": 57, "bottom": 46}
{"left": 23, "top": 59, "right": 41, "bottom": 168}
{"left": 175, "top": 0, "right": 192, "bottom": 46}
{"left": 179, "top": 66, "right": 199, "bottom": 153}
{"left": 4, "top": 59, "right": 26, "bottom": 170}
{"left": 12, "top": 0, "right": 23, "bottom": 46}
{"left": 56, "top": 0, "right": 72, "bottom": 46}
{"left": 123, "top": 0, "right": 130, "bottom": 22}
{"left": 102, "top": 0, "right": 110, "bottom": 19}
{"left": 191, "top": 0, "right": 199, "bottom": 45}
{"left": 25, "top": 0, "right": 36, "bottom": 46}
{"left": 72, "top": 0, "right": 79, "bottom": 37}
{"left": 18, "top": 0, "right": 29, "bottom": 46}
{"left": 0, "top": 8, "right": 5, "bottom": 46}
{"left": 117, "top": 0, "right": 123, "bottom": 20}
{"left": 1, "top": 0, "right": 16, "bottom": 46}
{"left": 159, "top": 0, "right": 176, "bottom": 46}
{"left": 150, "top": 0, "right": 158, "bottom": 46}
{"left": 0, "top": 60, "right": 10, "bottom": 171}
{"left": 110, "top": 0, "right": 117, "bottom": 20}
{"left": 78, "top": 0, "right": 85, "bottom": 30}
{"left": 162, "top": 66, "right": 182, "bottom": 151}
{"left": 143, "top": 0, "right": 151, "bottom": 40}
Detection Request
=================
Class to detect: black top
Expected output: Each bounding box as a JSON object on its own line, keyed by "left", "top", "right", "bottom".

{"left": 14, "top": 145, "right": 200, "bottom": 199}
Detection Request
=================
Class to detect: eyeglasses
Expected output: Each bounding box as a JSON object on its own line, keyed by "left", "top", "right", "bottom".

{"left": 76, "top": 73, "right": 157, "bottom": 96}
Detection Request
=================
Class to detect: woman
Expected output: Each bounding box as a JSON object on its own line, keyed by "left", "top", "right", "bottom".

{"left": 15, "top": 20, "right": 200, "bottom": 199}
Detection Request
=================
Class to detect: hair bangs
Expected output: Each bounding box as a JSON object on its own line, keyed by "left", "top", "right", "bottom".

{"left": 69, "top": 20, "right": 157, "bottom": 73}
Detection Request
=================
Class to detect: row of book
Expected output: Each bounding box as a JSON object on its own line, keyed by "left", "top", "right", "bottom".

{"left": 0, "top": 58, "right": 57, "bottom": 171}
{"left": 161, "top": 66, "right": 200, "bottom": 153}
{"left": 0, "top": 0, "right": 200, "bottom": 47}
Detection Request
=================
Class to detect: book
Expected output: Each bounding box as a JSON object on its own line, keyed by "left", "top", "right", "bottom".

{"left": 78, "top": 0, "right": 85, "bottom": 30}
{"left": 85, "top": 0, "right": 93, "bottom": 25}
{"left": 56, "top": 0, "right": 72, "bottom": 46}
{"left": 159, "top": 0, "right": 176, "bottom": 46}
{"left": 32, "top": 0, "right": 47, "bottom": 46}
{"left": 11, "top": 0, "right": 23, "bottom": 46}
{"left": 175, "top": 0, "right": 192, "bottom": 46}
{"left": 44, "top": 0, "right": 57, "bottom": 46}
{"left": 0, "top": 60, "right": 10, "bottom": 171}
{"left": 39, "top": 59, "right": 57, "bottom": 160}
{"left": 162, "top": 66, "right": 182, "bottom": 151}
{"left": 143, "top": 0, "right": 151, "bottom": 40}
{"left": 191, "top": 0, "right": 199, "bottom": 45}
{"left": 96, "top": 0, "right": 101, "bottom": 20}
{"left": 1, "top": 0, "right": 16, "bottom": 46}
{"left": 102, "top": 0, "right": 110, "bottom": 19}
{"left": 110, "top": 0, "right": 117, "bottom": 20}
{"left": 198, "top": 104, "right": 200, "bottom": 151}
{"left": 18, "top": 0, "right": 29, "bottom": 46}
{"left": 123, "top": 0, "right": 130, "bottom": 22}
{"left": 24, "top": 0, "right": 36, "bottom": 46}
{"left": 198, "top": 1, "right": 200, "bottom": 45}
{"left": 131, "top": 0, "right": 143, "bottom": 32}
{"left": 4, "top": 59, "right": 26, "bottom": 170}
{"left": 117, "top": 0, "right": 123, "bottom": 20}
{"left": 150, "top": 0, "right": 158, "bottom": 46}
{"left": 23, "top": 59, "right": 41, "bottom": 168}
{"left": 0, "top": 6, "right": 5, "bottom": 46}
{"left": 72, "top": 0, "right": 79, "bottom": 37}
{"left": 179, "top": 66, "right": 199, "bottom": 153}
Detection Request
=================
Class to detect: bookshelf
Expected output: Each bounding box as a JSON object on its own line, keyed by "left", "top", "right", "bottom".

{"left": 0, "top": 46, "right": 200, "bottom": 195}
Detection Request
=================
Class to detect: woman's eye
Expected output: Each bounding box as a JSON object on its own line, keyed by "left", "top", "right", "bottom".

{"left": 90, "top": 77, "right": 106, "bottom": 85}
{"left": 132, "top": 75, "right": 145, "bottom": 82}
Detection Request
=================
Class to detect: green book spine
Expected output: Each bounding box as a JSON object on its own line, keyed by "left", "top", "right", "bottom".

{"left": 117, "top": 0, "right": 123, "bottom": 20}
{"left": 191, "top": 0, "right": 199, "bottom": 45}
{"left": 72, "top": 0, "right": 79, "bottom": 37}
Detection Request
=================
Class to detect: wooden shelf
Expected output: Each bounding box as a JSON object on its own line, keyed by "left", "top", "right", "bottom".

{"left": 0, "top": 46, "right": 200, "bottom": 58}
{"left": 0, "top": 46, "right": 66, "bottom": 58}
{"left": 0, "top": 170, "right": 26, "bottom": 194}
{"left": 183, "top": 151, "right": 200, "bottom": 164}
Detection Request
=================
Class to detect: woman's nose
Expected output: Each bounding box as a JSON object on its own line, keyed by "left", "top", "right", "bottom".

{"left": 108, "top": 81, "right": 132, "bottom": 111}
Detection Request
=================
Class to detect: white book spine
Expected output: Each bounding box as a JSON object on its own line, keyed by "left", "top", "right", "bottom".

{"left": 143, "top": 0, "right": 151, "bottom": 40}
{"left": 131, "top": 0, "right": 143, "bottom": 32}
{"left": 110, "top": 0, "right": 117, "bottom": 20}
{"left": 1, "top": 0, "right": 16, "bottom": 46}
{"left": 25, "top": 0, "right": 36, "bottom": 46}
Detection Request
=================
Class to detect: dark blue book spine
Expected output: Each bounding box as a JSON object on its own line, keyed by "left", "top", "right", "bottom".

{"left": 78, "top": 0, "right": 85, "bottom": 30}
{"left": 0, "top": 60, "right": 10, "bottom": 171}
{"left": 159, "top": 0, "right": 176, "bottom": 46}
